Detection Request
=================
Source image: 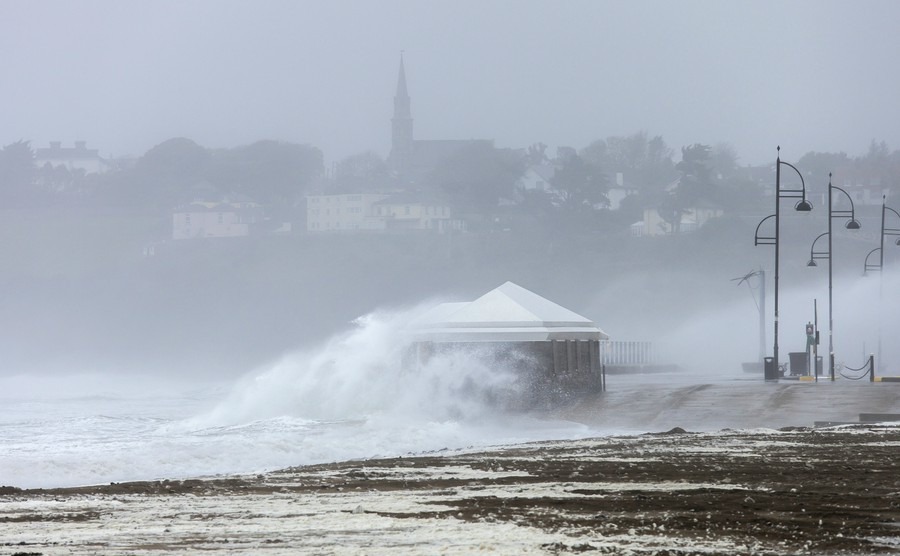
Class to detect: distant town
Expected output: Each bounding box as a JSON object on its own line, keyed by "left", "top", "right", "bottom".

{"left": 1, "top": 58, "right": 898, "bottom": 246}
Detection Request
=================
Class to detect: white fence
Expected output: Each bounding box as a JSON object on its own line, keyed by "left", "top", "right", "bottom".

{"left": 601, "top": 341, "right": 656, "bottom": 366}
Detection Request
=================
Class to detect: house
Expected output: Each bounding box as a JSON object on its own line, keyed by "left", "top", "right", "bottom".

{"left": 406, "top": 281, "right": 609, "bottom": 406}
{"left": 34, "top": 141, "right": 108, "bottom": 174}
{"left": 371, "top": 193, "right": 464, "bottom": 232}
{"left": 306, "top": 192, "right": 463, "bottom": 233}
{"left": 172, "top": 196, "right": 263, "bottom": 240}
{"left": 516, "top": 163, "right": 556, "bottom": 194}
{"left": 306, "top": 193, "right": 389, "bottom": 232}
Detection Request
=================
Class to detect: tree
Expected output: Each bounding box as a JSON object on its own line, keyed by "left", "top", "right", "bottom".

{"left": 207, "top": 140, "right": 323, "bottom": 205}
{"left": 796, "top": 150, "right": 851, "bottom": 192}
{"left": 128, "top": 137, "right": 211, "bottom": 207}
{"left": 0, "top": 140, "right": 36, "bottom": 204}
{"left": 525, "top": 142, "right": 549, "bottom": 166}
{"left": 332, "top": 151, "right": 391, "bottom": 192}
{"left": 674, "top": 143, "right": 713, "bottom": 206}
{"left": 581, "top": 131, "right": 675, "bottom": 192}
{"left": 550, "top": 151, "right": 608, "bottom": 212}
{"left": 656, "top": 144, "right": 714, "bottom": 234}
{"left": 429, "top": 144, "right": 525, "bottom": 213}
{"left": 709, "top": 143, "right": 739, "bottom": 180}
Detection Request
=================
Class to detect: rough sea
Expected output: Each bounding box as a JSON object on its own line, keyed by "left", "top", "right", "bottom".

{"left": 1, "top": 309, "right": 595, "bottom": 489}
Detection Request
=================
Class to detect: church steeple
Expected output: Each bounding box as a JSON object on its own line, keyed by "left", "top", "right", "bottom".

{"left": 394, "top": 54, "right": 411, "bottom": 118}
{"left": 389, "top": 53, "right": 413, "bottom": 174}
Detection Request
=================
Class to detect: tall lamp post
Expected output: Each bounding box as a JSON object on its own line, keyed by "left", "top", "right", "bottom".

{"left": 806, "top": 174, "right": 861, "bottom": 381}
{"left": 862, "top": 195, "right": 900, "bottom": 373}
{"left": 754, "top": 147, "right": 813, "bottom": 379}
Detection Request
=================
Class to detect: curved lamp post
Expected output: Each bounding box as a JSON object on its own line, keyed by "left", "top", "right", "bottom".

{"left": 806, "top": 174, "right": 861, "bottom": 381}
{"left": 754, "top": 147, "right": 813, "bottom": 379}
{"left": 862, "top": 196, "right": 900, "bottom": 372}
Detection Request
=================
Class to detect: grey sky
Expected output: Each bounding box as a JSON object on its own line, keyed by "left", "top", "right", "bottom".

{"left": 2, "top": 0, "right": 899, "bottom": 166}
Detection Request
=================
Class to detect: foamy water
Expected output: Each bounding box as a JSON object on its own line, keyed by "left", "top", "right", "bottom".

{"left": 0, "top": 308, "right": 596, "bottom": 489}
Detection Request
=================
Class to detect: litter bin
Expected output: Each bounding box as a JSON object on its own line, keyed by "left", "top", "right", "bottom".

{"left": 789, "top": 352, "right": 808, "bottom": 376}
{"left": 764, "top": 356, "right": 778, "bottom": 381}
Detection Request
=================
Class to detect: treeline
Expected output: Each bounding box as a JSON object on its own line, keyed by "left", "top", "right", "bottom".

{"left": 0, "top": 138, "right": 324, "bottom": 210}
{"left": 2, "top": 134, "right": 899, "bottom": 232}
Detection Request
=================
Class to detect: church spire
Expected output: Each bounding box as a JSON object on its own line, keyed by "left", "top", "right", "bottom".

{"left": 394, "top": 53, "right": 411, "bottom": 119}
{"left": 389, "top": 53, "right": 413, "bottom": 174}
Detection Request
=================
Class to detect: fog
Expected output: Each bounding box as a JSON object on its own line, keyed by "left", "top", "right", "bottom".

{"left": 2, "top": 3, "right": 900, "bottom": 417}
{"left": 3, "top": 1, "right": 900, "bottom": 164}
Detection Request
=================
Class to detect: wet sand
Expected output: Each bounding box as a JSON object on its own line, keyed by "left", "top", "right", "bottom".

{"left": 3, "top": 423, "right": 899, "bottom": 555}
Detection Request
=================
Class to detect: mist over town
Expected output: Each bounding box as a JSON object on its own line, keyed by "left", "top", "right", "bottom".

{"left": 2, "top": 2, "right": 900, "bottom": 554}
{"left": 3, "top": 1, "right": 900, "bottom": 377}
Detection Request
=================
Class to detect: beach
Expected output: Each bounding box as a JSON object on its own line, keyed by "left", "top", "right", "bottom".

{"left": 3, "top": 421, "right": 899, "bottom": 555}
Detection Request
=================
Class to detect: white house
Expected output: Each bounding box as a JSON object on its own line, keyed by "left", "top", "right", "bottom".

{"left": 306, "top": 193, "right": 389, "bottom": 232}
{"left": 306, "top": 192, "right": 462, "bottom": 233}
{"left": 172, "top": 197, "right": 263, "bottom": 240}
{"left": 34, "top": 141, "right": 108, "bottom": 174}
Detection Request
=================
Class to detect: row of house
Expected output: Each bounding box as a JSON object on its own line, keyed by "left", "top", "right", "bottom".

{"left": 306, "top": 192, "right": 465, "bottom": 233}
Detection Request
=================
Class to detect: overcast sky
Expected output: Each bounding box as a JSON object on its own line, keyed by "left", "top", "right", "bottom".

{"left": 2, "top": 0, "right": 899, "bottom": 166}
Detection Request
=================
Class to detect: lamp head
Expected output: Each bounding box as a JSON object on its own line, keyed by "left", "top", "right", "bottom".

{"left": 807, "top": 259, "right": 817, "bottom": 267}
{"left": 795, "top": 199, "right": 813, "bottom": 212}
{"left": 845, "top": 219, "right": 861, "bottom": 230}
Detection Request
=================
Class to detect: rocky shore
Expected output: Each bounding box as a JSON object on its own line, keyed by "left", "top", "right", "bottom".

{"left": 3, "top": 423, "right": 899, "bottom": 555}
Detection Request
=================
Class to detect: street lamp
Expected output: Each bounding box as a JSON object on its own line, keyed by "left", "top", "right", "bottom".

{"left": 862, "top": 196, "right": 900, "bottom": 373}
{"left": 806, "top": 174, "right": 861, "bottom": 381}
{"left": 754, "top": 146, "right": 813, "bottom": 379}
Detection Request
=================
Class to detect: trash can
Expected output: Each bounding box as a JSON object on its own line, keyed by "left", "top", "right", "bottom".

{"left": 764, "top": 356, "right": 778, "bottom": 381}
{"left": 789, "top": 352, "right": 808, "bottom": 376}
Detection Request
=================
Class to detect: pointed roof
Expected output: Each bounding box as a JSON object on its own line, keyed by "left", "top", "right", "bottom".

{"left": 409, "top": 282, "right": 608, "bottom": 342}
{"left": 396, "top": 53, "right": 409, "bottom": 99}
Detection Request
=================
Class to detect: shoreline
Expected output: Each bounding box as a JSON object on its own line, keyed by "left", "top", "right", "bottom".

{"left": 3, "top": 423, "right": 899, "bottom": 555}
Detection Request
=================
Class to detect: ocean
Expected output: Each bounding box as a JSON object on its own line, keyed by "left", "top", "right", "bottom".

{"left": 1, "top": 309, "right": 596, "bottom": 489}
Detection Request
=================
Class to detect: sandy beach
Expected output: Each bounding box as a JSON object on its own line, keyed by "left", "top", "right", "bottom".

{"left": 3, "top": 417, "right": 899, "bottom": 555}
